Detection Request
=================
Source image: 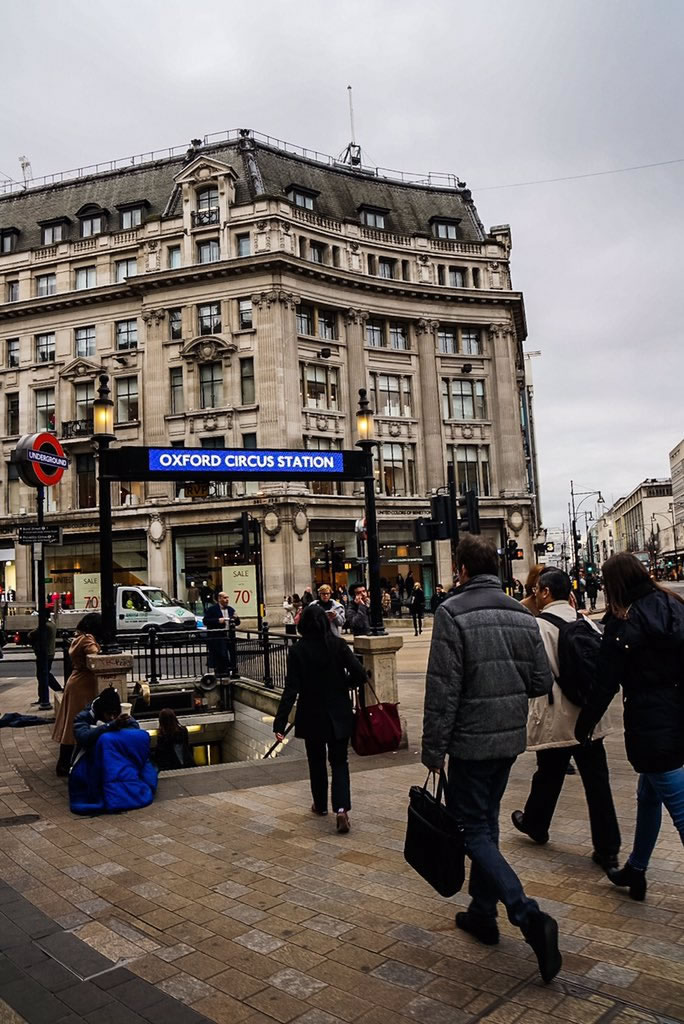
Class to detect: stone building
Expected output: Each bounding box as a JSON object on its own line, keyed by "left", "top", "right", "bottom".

{"left": 0, "top": 130, "right": 538, "bottom": 615}
{"left": 610, "top": 478, "right": 672, "bottom": 565}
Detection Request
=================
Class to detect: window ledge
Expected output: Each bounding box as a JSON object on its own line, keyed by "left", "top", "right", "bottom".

{"left": 114, "top": 420, "right": 141, "bottom": 429}
{"left": 234, "top": 328, "right": 256, "bottom": 336}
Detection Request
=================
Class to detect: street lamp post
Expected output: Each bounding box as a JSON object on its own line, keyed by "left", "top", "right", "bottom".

{"left": 570, "top": 481, "right": 604, "bottom": 609}
{"left": 652, "top": 506, "right": 679, "bottom": 578}
{"left": 92, "top": 373, "right": 118, "bottom": 653}
{"left": 355, "top": 389, "right": 385, "bottom": 635}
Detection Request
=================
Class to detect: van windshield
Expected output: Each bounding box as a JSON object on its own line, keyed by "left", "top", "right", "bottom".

{"left": 144, "top": 589, "right": 174, "bottom": 607}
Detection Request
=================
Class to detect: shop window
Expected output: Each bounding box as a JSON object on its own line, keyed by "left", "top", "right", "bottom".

{"left": 462, "top": 329, "right": 481, "bottom": 355}
{"left": 305, "top": 436, "right": 341, "bottom": 495}
{"left": 35, "top": 332, "right": 55, "bottom": 363}
{"left": 169, "top": 308, "right": 183, "bottom": 340}
{"left": 198, "top": 302, "right": 221, "bottom": 335}
{"left": 115, "top": 258, "right": 137, "bottom": 282}
{"left": 75, "top": 325, "right": 96, "bottom": 358}
{"left": 77, "top": 454, "right": 96, "bottom": 509}
{"left": 371, "top": 373, "right": 412, "bottom": 417}
{"left": 6, "top": 394, "right": 19, "bottom": 435}
{"left": 441, "top": 379, "right": 486, "bottom": 420}
{"left": 75, "top": 265, "right": 96, "bottom": 290}
{"left": 6, "top": 338, "right": 19, "bottom": 368}
{"left": 381, "top": 443, "right": 415, "bottom": 496}
{"left": 301, "top": 364, "right": 338, "bottom": 410}
{"left": 236, "top": 233, "right": 251, "bottom": 257}
{"left": 168, "top": 245, "right": 181, "bottom": 269}
{"left": 74, "top": 381, "right": 94, "bottom": 424}
{"left": 36, "top": 273, "right": 56, "bottom": 297}
{"left": 438, "top": 327, "right": 458, "bottom": 354}
{"left": 240, "top": 358, "right": 255, "bottom": 405}
{"left": 116, "top": 376, "right": 139, "bottom": 422}
{"left": 170, "top": 367, "right": 184, "bottom": 413}
{"left": 238, "top": 299, "right": 253, "bottom": 330}
{"left": 200, "top": 362, "right": 223, "bottom": 409}
{"left": 197, "top": 239, "right": 220, "bottom": 264}
{"left": 116, "top": 319, "right": 138, "bottom": 350}
{"left": 35, "top": 387, "right": 56, "bottom": 430}
{"left": 389, "top": 322, "right": 408, "bottom": 350}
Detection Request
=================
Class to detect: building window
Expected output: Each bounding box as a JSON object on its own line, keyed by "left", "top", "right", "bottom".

{"left": 296, "top": 305, "right": 314, "bottom": 336}
{"left": 378, "top": 258, "right": 395, "bottom": 280}
{"left": 240, "top": 358, "right": 255, "bottom": 405}
{"left": 238, "top": 299, "right": 253, "bottom": 330}
{"left": 6, "top": 338, "right": 19, "bottom": 368}
{"left": 75, "top": 265, "right": 96, "bottom": 290}
{"left": 116, "top": 377, "right": 139, "bottom": 422}
{"left": 7, "top": 281, "right": 19, "bottom": 302}
{"left": 236, "top": 233, "right": 251, "bottom": 257}
{"left": 366, "top": 320, "right": 383, "bottom": 348}
{"left": 301, "top": 364, "right": 339, "bottom": 410}
{"left": 371, "top": 374, "right": 412, "bottom": 417}
{"left": 381, "top": 443, "right": 415, "bottom": 496}
{"left": 309, "top": 242, "right": 325, "bottom": 264}
{"left": 170, "top": 367, "right": 184, "bottom": 413}
{"left": 196, "top": 186, "right": 219, "bottom": 225}
{"left": 461, "top": 330, "right": 481, "bottom": 355}
{"left": 6, "top": 394, "right": 19, "bottom": 435}
{"left": 74, "top": 381, "right": 94, "bottom": 423}
{"left": 36, "top": 273, "right": 57, "bottom": 297}
{"left": 169, "top": 308, "right": 182, "bottom": 340}
{"left": 472, "top": 268, "right": 481, "bottom": 288}
{"left": 317, "top": 310, "right": 336, "bottom": 340}
{"left": 80, "top": 214, "right": 103, "bottom": 238}
{"left": 1, "top": 231, "right": 17, "bottom": 253}
{"left": 433, "top": 220, "right": 458, "bottom": 239}
{"left": 288, "top": 189, "right": 315, "bottom": 210}
{"left": 74, "top": 325, "right": 96, "bottom": 358}
{"left": 197, "top": 239, "right": 220, "bottom": 264}
{"left": 449, "top": 267, "right": 465, "bottom": 288}
{"left": 41, "top": 223, "right": 64, "bottom": 245}
{"left": 454, "top": 445, "right": 490, "bottom": 496}
{"left": 200, "top": 362, "right": 223, "bottom": 409}
{"left": 168, "top": 245, "right": 181, "bottom": 269}
{"left": 361, "top": 208, "right": 386, "bottom": 229}
{"left": 77, "top": 454, "right": 96, "bottom": 509}
{"left": 120, "top": 206, "right": 143, "bottom": 230}
{"left": 438, "top": 327, "right": 458, "bottom": 354}
{"left": 115, "top": 319, "right": 138, "bottom": 351}
{"left": 35, "top": 388, "right": 55, "bottom": 432}
{"left": 35, "top": 332, "right": 55, "bottom": 363}
{"left": 198, "top": 303, "right": 221, "bottom": 335}
{"left": 115, "top": 258, "right": 137, "bottom": 282}
{"left": 389, "top": 322, "right": 408, "bottom": 350}
{"left": 441, "top": 379, "right": 486, "bottom": 420}
{"left": 305, "top": 435, "right": 342, "bottom": 495}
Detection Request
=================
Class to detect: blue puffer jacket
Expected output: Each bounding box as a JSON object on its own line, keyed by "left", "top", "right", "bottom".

{"left": 69, "top": 707, "right": 157, "bottom": 815}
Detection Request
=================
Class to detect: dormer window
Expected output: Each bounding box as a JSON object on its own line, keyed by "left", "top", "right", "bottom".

{"left": 39, "top": 219, "right": 69, "bottom": 245}
{"left": 431, "top": 218, "right": 460, "bottom": 240}
{"left": 194, "top": 186, "right": 219, "bottom": 226}
{"left": 360, "top": 207, "right": 388, "bottom": 229}
{"left": 77, "top": 205, "right": 107, "bottom": 238}
{"left": 287, "top": 186, "right": 317, "bottom": 210}
{"left": 118, "top": 203, "right": 147, "bottom": 230}
{"left": 1, "top": 229, "right": 19, "bottom": 254}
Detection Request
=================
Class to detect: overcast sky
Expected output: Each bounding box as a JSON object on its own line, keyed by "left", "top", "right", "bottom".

{"left": 2, "top": 0, "right": 683, "bottom": 529}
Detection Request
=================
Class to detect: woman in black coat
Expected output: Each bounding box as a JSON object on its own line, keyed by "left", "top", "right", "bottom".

{"left": 409, "top": 583, "right": 425, "bottom": 635}
{"left": 576, "top": 553, "right": 684, "bottom": 900}
{"left": 273, "top": 604, "right": 367, "bottom": 834}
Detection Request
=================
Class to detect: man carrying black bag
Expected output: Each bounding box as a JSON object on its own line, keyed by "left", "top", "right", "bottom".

{"left": 421, "top": 537, "right": 562, "bottom": 985}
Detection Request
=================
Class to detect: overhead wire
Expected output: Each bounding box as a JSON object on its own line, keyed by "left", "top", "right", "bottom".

{"left": 472, "top": 157, "right": 684, "bottom": 191}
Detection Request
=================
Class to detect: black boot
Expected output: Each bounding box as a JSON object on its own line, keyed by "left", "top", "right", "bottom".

{"left": 592, "top": 851, "right": 619, "bottom": 873}
{"left": 511, "top": 809, "right": 549, "bottom": 845}
{"left": 522, "top": 911, "right": 562, "bottom": 984}
{"left": 608, "top": 862, "right": 647, "bottom": 901}
{"left": 56, "top": 744, "right": 73, "bottom": 777}
{"left": 455, "top": 911, "right": 499, "bottom": 945}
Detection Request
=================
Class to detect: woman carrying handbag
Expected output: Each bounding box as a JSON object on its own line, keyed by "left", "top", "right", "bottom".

{"left": 273, "top": 603, "right": 367, "bottom": 833}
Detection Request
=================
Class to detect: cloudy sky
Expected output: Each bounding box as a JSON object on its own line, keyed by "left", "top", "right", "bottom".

{"left": 2, "top": 0, "right": 682, "bottom": 528}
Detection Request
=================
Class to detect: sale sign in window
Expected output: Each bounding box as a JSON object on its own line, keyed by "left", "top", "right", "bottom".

{"left": 221, "top": 565, "right": 257, "bottom": 617}
{"left": 74, "top": 573, "right": 102, "bottom": 610}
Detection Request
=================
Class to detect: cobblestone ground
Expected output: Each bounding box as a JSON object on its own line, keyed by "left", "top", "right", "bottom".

{"left": 0, "top": 625, "right": 682, "bottom": 1024}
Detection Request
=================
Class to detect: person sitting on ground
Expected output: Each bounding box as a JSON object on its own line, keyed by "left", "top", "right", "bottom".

{"left": 52, "top": 612, "right": 103, "bottom": 777}
{"left": 154, "top": 708, "right": 195, "bottom": 771}
{"left": 69, "top": 687, "right": 157, "bottom": 815}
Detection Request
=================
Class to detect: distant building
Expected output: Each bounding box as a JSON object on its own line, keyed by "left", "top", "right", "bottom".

{"left": 0, "top": 130, "right": 539, "bottom": 612}
{"left": 670, "top": 439, "right": 684, "bottom": 527}
{"left": 611, "top": 478, "right": 672, "bottom": 565}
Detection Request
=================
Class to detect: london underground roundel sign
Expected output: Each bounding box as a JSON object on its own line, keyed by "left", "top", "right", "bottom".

{"left": 14, "top": 433, "right": 69, "bottom": 488}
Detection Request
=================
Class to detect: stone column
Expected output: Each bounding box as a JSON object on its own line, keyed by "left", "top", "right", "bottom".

{"left": 141, "top": 308, "right": 171, "bottom": 500}
{"left": 489, "top": 322, "right": 526, "bottom": 496}
{"left": 146, "top": 514, "right": 173, "bottom": 593}
{"left": 261, "top": 503, "right": 312, "bottom": 623}
{"left": 416, "top": 319, "right": 445, "bottom": 492}
{"left": 251, "top": 289, "right": 302, "bottom": 451}
{"left": 86, "top": 653, "right": 134, "bottom": 703}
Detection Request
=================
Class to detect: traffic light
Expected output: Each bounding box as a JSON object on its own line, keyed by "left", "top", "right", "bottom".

{"left": 462, "top": 489, "right": 480, "bottom": 534}
{"left": 430, "top": 495, "right": 452, "bottom": 540}
{"left": 507, "top": 538, "right": 524, "bottom": 560}
{"left": 331, "top": 544, "right": 345, "bottom": 573}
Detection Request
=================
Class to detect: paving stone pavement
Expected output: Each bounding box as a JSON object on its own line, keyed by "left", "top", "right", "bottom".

{"left": 1, "top": 625, "right": 683, "bottom": 1024}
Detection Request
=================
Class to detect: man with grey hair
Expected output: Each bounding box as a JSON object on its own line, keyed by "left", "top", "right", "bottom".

{"left": 204, "top": 591, "right": 241, "bottom": 675}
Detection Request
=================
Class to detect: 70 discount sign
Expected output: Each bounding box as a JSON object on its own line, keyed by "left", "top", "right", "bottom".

{"left": 221, "top": 565, "right": 258, "bottom": 617}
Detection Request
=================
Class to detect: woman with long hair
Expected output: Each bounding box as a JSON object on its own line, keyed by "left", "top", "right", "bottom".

{"left": 273, "top": 603, "right": 367, "bottom": 833}
{"left": 521, "top": 565, "right": 545, "bottom": 614}
{"left": 52, "top": 612, "right": 104, "bottom": 776}
{"left": 576, "top": 552, "right": 684, "bottom": 899}
{"left": 155, "top": 708, "right": 195, "bottom": 770}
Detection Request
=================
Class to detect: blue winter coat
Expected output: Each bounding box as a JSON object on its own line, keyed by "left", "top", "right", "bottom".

{"left": 69, "top": 707, "right": 157, "bottom": 815}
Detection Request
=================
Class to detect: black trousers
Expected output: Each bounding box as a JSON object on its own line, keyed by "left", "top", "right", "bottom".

{"left": 411, "top": 612, "right": 423, "bottom": 634}
{"left": 522, "top": 739, "right": 621, "bottom": 857}
{"left": 305, "top": 735, "right": 351, "bottom": 813}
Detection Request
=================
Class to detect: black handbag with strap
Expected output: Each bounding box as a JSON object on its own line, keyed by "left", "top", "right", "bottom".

{"left": 404, "top": 769, "right": 466, "bottom": 898}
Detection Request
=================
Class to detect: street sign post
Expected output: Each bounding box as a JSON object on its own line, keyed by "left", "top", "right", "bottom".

{"left": 18, "top": 525, "right": 63, "bottom": 546}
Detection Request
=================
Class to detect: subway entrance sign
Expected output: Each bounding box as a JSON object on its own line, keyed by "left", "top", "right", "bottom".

{"left": 101, "top": 446, "right": 369, "bottom": 482}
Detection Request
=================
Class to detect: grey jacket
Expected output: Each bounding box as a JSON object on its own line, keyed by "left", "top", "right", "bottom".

{"left": 422, "top": 575, "right": 553, "bottom": 767}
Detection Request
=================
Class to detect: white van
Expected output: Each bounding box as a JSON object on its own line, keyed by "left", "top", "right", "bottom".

{"left": 53, "top": 586, "right": 198, "bottom": 634}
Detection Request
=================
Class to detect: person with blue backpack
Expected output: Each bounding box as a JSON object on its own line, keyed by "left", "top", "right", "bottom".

{"left": 511, "top": 568, "right": 621, "bottom": 871}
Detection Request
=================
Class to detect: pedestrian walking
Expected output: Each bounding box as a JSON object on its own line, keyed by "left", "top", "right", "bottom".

{"left": 409, "top": 583, "right": 425, "bottom": 635}
{"left": 390, "top": 587, "right": 403, "bottom": 617}
{"left": 283, "top": 596, "right": 297, "bottom": 635}
{"left": 204, "top": 592, "right": 240, "bottom": 676}
{"left": 186, "top": 582, "right": 200, "bottom": 614}
{"left": 575, "top": 553, "right": 684, "bottom": 900}
{"left": 312, "top": 584, "right": 345, "bottom": 637}
{"left": 511, "top": 568, "right": 621, "bottom": 870}
{"left": 273, "top": 604, "right": 367, "bottom": 833}
{"left": 422, "top": 536, "right": 562, "bottom": 984}
{"left": 52, "top": 612, "right": 103, "bottom": 777}
{"left": 405, "top": 571, "right": 415, "bottom": 598}
{"left": 347, "top": 583, "right": 371, "bottom": 635}
{"left": 381, "top": 590, "right": 392, "bottom": 617}
{"left": 585, "top": 573, "right": 600, "bottom": 611}
{"left": 430, "top": 584, "right": 446, "bottom": 614}
{"left": 396, "top": 573, "right": 405, "bottom": 598}
{"left": 521, "top": 564, "right": 545, "bottom": 614}
{"left": 28, "top": 611, "right": 62, "bottom": 700}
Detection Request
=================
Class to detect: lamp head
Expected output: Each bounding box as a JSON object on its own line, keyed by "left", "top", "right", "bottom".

{"left": 92, "top": 373, "right": 115, "bottom": 438}
{"left": 356, "top": 387, "right": 374, "bottom": 443}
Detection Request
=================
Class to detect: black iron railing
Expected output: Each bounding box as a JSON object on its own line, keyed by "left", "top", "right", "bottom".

{"left": 61, "top": 418, "right": 94, "bottom": 439}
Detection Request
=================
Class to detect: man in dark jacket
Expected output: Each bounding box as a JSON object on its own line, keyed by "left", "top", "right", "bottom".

{"left": 422, "top": 536, "right": 561, "bottom": 985}
{"left": 204, "top": 592, "right": 241, "bottom": 675}
{"left": 347, "top": 584, "right": 371, "bottom": 635}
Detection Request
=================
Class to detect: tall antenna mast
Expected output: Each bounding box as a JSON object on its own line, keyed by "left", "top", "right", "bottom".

{"left": 340, "top": 85, "right": 362, "bottom": 168}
